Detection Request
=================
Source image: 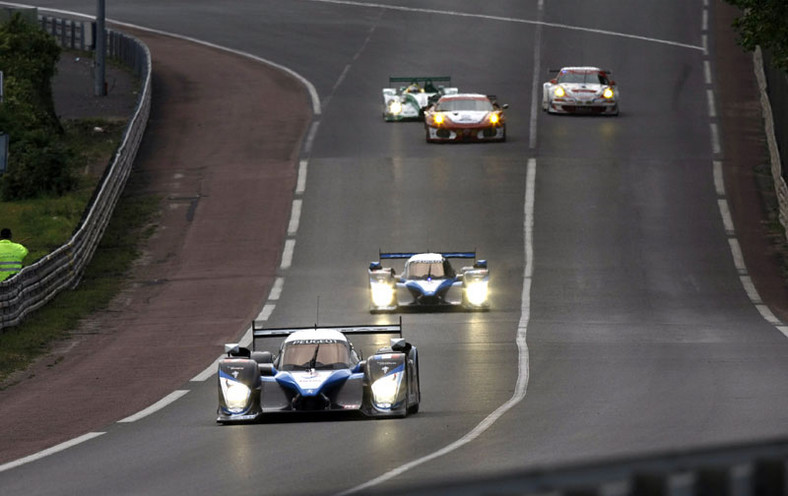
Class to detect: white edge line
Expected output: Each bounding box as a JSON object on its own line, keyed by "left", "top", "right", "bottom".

{"left": 257, "top": 303, "right": 276, "bottom": 322}
{"left": 710, "top": 122, "right": 721, "bottom": 155}
{"left": 269, "top": 277, "right": 285, "bottom": 301}
{"left": 739, "top": 275, "right": 762, "bottom": 304}
{"left": 718, "top": 199, "right": 734, "bottom": 234}
{"left": 288, "top": 199, "right": 303, "bottom": 235}
{"left": 707, "top": 89, "right": 717, "bottom": 118}
{"left": 728, "top": 238, "right": 746, "bottom": 273}
{"left": 296, "top": 159, "right": 308, "bottom": 195}
{"left": 0, "top": 432, "right": 105, "bottom": 473}
{"left": 117, "top": 390, "right": 190, "bottom": 423}
{"left": 281, "top": 239, "right": 296, "bottom": 270}
{"left": 713, "top": 160, "right": 725, "bottom": 196}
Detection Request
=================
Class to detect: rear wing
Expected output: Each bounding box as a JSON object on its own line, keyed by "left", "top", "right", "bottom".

{"left": 388, "top": 76, "right": 451, "bottom": 85}
{"left": 251, "top": 317, "right": 403, "bottom": 350}
{"left": 379, "top": 251, "right": 477, "bottom": 260}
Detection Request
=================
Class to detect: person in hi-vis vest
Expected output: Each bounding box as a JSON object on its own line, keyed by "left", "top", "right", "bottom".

{"left": 0, "top": 228, "right": 28, "bottom": 282}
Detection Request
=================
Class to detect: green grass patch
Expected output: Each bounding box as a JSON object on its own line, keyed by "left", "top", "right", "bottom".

{"left": 0, "top": 118, "right": 159, "bottom": 386}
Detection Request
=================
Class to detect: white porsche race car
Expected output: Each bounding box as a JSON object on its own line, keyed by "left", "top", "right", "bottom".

{"left": 382, "top": 76, "right": 458, "bottom": 121}
{"left": 542, "top": 66, "right": 619, "bottom": 115}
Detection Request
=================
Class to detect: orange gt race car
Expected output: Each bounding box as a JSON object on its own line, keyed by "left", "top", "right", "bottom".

{"left": 424, "top": 93, "right": 508, "bottom": 143}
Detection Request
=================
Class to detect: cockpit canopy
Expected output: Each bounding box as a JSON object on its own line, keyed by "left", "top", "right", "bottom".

{"left": 278, "top": 339, "right": 353, "bottom": 371}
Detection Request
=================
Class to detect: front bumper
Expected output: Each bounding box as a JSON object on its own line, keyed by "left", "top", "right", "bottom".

{"left": 426, "top": 125, "right": 505, "bottom": 142}
{"left": 548, "top": 99, "right": 618, "bottom": 115}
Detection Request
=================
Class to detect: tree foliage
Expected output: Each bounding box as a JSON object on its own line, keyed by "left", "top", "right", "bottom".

{"left": 0, "top": 13, "right": 77, "bottom": 200}
{"left": 727, "top": 0, "right": 788, "bottom": 70}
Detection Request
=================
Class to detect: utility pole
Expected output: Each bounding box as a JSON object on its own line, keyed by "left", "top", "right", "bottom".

{"left": 94, "top": 0, "right": 106, "bottom": 96}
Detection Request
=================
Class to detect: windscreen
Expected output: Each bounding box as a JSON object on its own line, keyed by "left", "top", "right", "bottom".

{"left": 436, "top": 98, "right": 493, "bottom": 112}
{"left": 406, "top": 261, "right": 446, "bottom": 279}
{"left": 558, "top": 71, "right": 609, "bottom": 85}
{"left": 279, "top": 340, "right": 351, "bottom": 371}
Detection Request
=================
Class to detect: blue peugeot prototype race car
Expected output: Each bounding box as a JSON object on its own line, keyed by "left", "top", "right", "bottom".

{"left": 368, "top": 251, "right": 490, "bottom": 312}
{"left": 217, "top": 320, "right": 420, "bottom": 423}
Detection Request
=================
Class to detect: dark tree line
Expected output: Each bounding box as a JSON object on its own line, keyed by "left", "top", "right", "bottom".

{"left": 727, "top": 0, "right": 788, "bottom": 70}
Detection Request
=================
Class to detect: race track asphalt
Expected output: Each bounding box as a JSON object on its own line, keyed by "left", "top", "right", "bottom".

{"left": 2, "top": 2, "right": 788, "bottom": 472}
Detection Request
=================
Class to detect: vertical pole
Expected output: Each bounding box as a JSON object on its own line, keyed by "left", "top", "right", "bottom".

{"left": 94, "top": 0, "right": 106, "bottom": 96}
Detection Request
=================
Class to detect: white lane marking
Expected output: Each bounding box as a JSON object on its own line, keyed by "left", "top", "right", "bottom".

{"left": 269, "top": 277, "right": 285, "bottom": 300}
{"left": 0, "top": 432, "right": 106, "bottom": 473}
{"left": 303, "top": 121, "right": 320, "bottom": 156}
{"left": 704, "top": 60, "right": 712, "bottom": 85}
{"left": 304, "top": 0, "right": 704, "bottom": 51}
{"left": 296, "top": 160, "right": 308, "bottom": 195}
{"left": 117, "top": 390, "right": 190, "bottom": 423}
{"left": 718, "top": 199, "right": 734, "bottom": 234}
{"left": 728, "top": 239, "right": 746, "bottom": 274}
{"left": 256, "top": 303, "right": 276, "bottom": 322}
{"left": 778, "top": 326, "right": 788, "bottom": 338}
{"left": 739, "top": 276, "right": 762, "bottom": 304}
{"left": 702, "top": 9, "right": 708, "bottom": 32}
{"left": 756, "top": 304, "right": 782, "bottom": 326}
{"left": 713, "top": 160, "right": 725, "bottom": 196}
{"left": 707, "top": 89, "right": 717, "bottom": 118}
{"left": 338, "top": 159, "right": 536, "bottom": 495}
{"left": 702, "top": 33, "right": 708, "bottom": 55}
{"left": 191, "top": 355, "right": 223, "bottom": 382}
{"left": 710, "top": 122, "right": 721, "bottom": 155}
{"left": 288, "top": 199, "right": 303, "bottom": 235}
{"left": 281, "top": 239, "right": 296, "bottom": 269}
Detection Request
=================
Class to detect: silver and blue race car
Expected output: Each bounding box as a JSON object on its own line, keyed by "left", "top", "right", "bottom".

{"left": 382, "top": 76, "right": 458, "bottom": 121}
{"left": 217, "top": 320, "right": 420, "bottom": 422}
{"left": 368, "top": 251, "right": 490, "bottom": 312}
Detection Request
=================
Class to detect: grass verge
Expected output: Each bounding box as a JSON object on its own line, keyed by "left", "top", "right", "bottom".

{"left": 0, "top": 118, "right": 159, "bottom": 387}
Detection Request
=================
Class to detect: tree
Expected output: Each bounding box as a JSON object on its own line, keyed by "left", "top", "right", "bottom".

{"left": 726, "top": 0, "right": 788, "bottom": 70}
{"left": 0, "top": 13, "right": 77, "bottom": 200}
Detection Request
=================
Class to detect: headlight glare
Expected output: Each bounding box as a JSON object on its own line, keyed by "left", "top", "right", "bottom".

{"left": 489, "top": 113, "right": 499, "bottom": 125}
{"left": 389, "top": 100, "right": 403, "bottom": 114}
{"left": 465, "top": 281, "right": 489, "bottom": 306}
{"left": 433, "top": 114, "right": 445, "bottom": 125}
{"left": 554, "top": 86, "right": 565, "bottom": 97}
{"left": 370, "top": 282, "right": 395, "bottom": 307}
{"left": 220, "top": 377, "right": 251, "bottom": 413}
{"left": 602, "top": 87, "right": 614, "bottom": 99}
{"left": 371, "top": 371, "right": 402, "bottom": 407}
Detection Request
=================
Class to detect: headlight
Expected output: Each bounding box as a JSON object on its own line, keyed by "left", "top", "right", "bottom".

{"left": 465, "top": 281, "right": 489, "bottom": 306}
{"left": 433, "top": 113, "right": 445, "bottom": 125}
{"left": 489, "top": 113, "right": 500, "bottom": 125}
{"left": 220, "top": 377, "right": 251, "bottom": 413}
{"left": 371, "top": 371, "right": 403, "bottom": 407}
{"left": 389, "top": 100, "right": 403, "bottom": 114}
{"left": 602, "top": 87, "right": 614, "bottom": 99}
{"left": 370, "top": 282, "right": 395, "bottom": 307}
{"left": 554, "top": 86, "right": 565, "bottom": 97}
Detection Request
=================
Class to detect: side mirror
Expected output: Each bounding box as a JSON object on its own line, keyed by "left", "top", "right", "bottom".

{"left": 550, "top": 79, "right": 557, "bottom": 84}
{"left": 369, "top": 261, "right": 382, "bottom": 271}
{"left": 610, "top": 80, "right": 616, "bottom": 86}
{"left": 391, "top": 339, "right": 412, "bottom": 354}
{"left": 474, "top": 260, "right": 488, "bottom": 269}
{"left": 501, "top": 104, "right": 509, "bottom": 110}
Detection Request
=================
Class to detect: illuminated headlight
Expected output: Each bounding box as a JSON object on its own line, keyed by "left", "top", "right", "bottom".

{"left": 389, "top": 100, "right": 403, "bottom": 114}
{"left": 602, "top": 87, "right": 614, "bottom": 99}
{"left": 371, "top": 371, "right": 403, "bottom": 407}
{"left": 465, "top": 281, "right": 489, "bottom": 306}
{"left": 370, "top": 282, "right": 395, "bottom": 307}
{"left": 489, "top": 113, "right": 500, "bottom": 125}
{"left": 433, "top": 113, "right": 445, "bottom": 125}
{"left": 554, "top": 86, "right": 566, "bottom": 97}
{"left": 220, "top": 377, "right": 251, "bottom": 413}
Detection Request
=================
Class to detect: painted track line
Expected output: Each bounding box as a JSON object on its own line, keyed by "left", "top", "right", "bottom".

{"left": 117, "top": 390, "right": 190, "bottom": 423}
{"left": 0, "top": 432, "right": 105, "bottom": 473}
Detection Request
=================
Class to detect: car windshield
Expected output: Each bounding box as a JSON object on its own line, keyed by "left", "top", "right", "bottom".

{"left": 406, "top": 261, "right": 446, "bottom": 279}
{"left": 279, "top": 341, "right": 351, "bottom": 371}
{"left": 436, "top": 98, "right": 493, "bottom": 112}
{"left": 558, "top": 71, "right": 609, "bottom": 85}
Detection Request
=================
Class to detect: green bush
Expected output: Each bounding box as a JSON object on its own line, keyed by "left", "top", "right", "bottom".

{"left": 0, "top": 13, "right": 77, "bottom": 200}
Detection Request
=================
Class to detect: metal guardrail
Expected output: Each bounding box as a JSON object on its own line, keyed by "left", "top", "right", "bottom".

{"left": 0, "top": 14, "right": 151, "bottom": 330}
{"left": 757, "top": 48, "right": 788, "bottom": 240}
